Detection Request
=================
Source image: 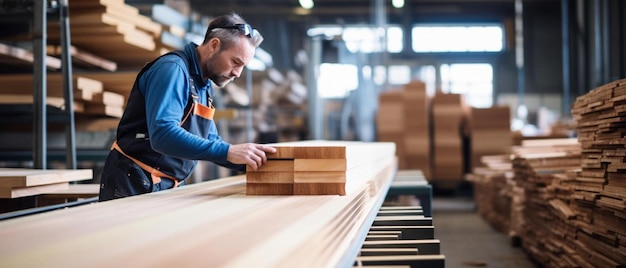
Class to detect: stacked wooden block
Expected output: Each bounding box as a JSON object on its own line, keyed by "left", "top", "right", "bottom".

{"left": 571, "top": 78, "right": 626, "bottom": 268}
{"left": 469, "top": 106, "right": 512, "bottom": 172}
{"left": 0, "top": 73, "right": 125, "bottom": 118}
{"left": 246, "top": 141, "right": 396, "bottom": 195}
{"left": 376, "top": 80, "right": 431, "bottom": 179}
{"left": 431, "top": 92, "right": 468, "bottom": 185}
{"left": 0, "top": 168, "right": 92, "bottom": 200}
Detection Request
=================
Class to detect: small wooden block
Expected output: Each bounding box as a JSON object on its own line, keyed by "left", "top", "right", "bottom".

{"left": 247, "top": 160, "right": 294, "bottom": 172}
{"left": 246, "top": 183, "right": 293, "bottom": 195}
{"left": 245, "top": 172, "right": 294, "bottom": 184}
{"left": 293, "top": 182, "right": 345, "bottom": 195}
{"left": 294, "top": 159, "right": 346, "bottom": 171}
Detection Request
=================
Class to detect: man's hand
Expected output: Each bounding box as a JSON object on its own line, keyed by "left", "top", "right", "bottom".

{"left": 227, "top": 143, "right": 277, "bottom": 171}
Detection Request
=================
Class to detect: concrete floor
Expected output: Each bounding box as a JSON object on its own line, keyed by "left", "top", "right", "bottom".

{"left": 432, "top": 196, "right": 539, "bottom": 268}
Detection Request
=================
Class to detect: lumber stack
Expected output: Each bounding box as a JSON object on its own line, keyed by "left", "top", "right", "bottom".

{"left": 0, "top": 154, "right": 396, "bottom": 267}
{"left": 571, "top": 78, "right": 626, "bottom": 267}
{"left": 376, "top": 80, "right": 431, "bottom": 178}
{"left": 469, "top": 106, "right": 512, "bottom": 171}
{"left": 0, "top": 168, "right": 92, "bottom": 200}
{"left": 466, "top": 154, "right": 513, "bottom": 234}
{"left": 511, "top": 139, "right": 585, "bottom": 267}
{"left": 222, "top": 68, "right": 308, "bottom": 143}
{"left": 0, "top": 73, "right": 125, "bottom": 118}
{"left": 431, "top": 92, "right": 468, "bottom": 185}
{"left": 246, "top": 140, "right": 396, "bottom": 195}
{"left": 53, "top": 0, "right": 171, "bottom": 68}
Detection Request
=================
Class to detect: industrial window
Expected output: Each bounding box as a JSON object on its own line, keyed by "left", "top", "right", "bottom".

{"left": 317, "top": 63, "right": 358, "bottom": 98}
{"left": 412, "top": 25, "right": 503, "bottom": 52}
{"left": 440, "top": 63, "right": 493, "bottom": 108}
{"left": 307, "top": 25, "right": 403, "bottom": 54}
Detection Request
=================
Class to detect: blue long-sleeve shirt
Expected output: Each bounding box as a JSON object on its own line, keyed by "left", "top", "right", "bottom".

{"left": 137, "top": 43, "right": 231, "bottom": 164}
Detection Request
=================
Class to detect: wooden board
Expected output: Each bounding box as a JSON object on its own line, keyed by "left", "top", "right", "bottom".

{"left": 0, "top": 43, "right": 61, "bottom": 70}
{"left": 0, "top": 168, "right": 93, "bottom": 188}
{"left": 40, "top": 184, "right": 100, "bottom": 199}
{"left": 0, "top": 182, "right": 69, "bottom": 199}
{"left": 0, "top": 162, "right": 396, "bottom": 267}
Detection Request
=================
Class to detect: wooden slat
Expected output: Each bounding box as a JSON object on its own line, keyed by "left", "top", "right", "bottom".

{"left": 0, "top": 43, "right": 61, "bottom": 70}
{"left": 0, "top": 168, "right": 93, "bottom": 188}
{"left": 0, "top": 182, "right": 69, "bottom": 199}
{"left": 47, "top": 45, "right": 117, "bottom": 71}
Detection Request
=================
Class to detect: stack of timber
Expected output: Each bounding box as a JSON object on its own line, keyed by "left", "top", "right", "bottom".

{"left": 223, "top": 68, "right": 308, "bottom": 143}
{"left": 466, "top": 154, "right": 513, "bottom": 234}
{"left": 468, "top": 106, "right": 512, "bottom": 171}
{"left": 571, "top": 78, "right": 626, "bottom": 267}
{"left": 0, "top": 73, "right": 125, "bottom": 118}
{"left": 431, "top": 92, "right": 468, "bottom": 187}
{"left": 246, "top": 140, "right": 396, "bottom": 196}
{"left": 376, "top": 80, "right": 431, "bottom": 178}
{"left": 511, "top": 139, "right": 585, "bottom": 267}
{"left": 0, "top": 154, "right": 397, "bottom": 267}
{"left": 52, "top": 0, "right": 170, "bottom": 69}
{"left": 0, "top": 168, "right": 92, "bottom": 201}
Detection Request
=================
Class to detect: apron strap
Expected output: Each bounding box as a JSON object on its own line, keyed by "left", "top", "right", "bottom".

{"left": 111, "top": 141, "right": 180, "bottom": 188}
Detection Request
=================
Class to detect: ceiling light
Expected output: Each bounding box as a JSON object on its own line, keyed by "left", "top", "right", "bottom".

{"left": 299, "top": 0, "right": 314, "bottom": 9}
{"left": 392, "top": 0, "right": 404, "bottom": 8}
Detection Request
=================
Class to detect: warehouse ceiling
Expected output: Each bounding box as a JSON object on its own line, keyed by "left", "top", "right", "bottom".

{"left": 127, "top": 0, "right": 549, "bottom": 24}
{"left": 188, "top": 0, "right": 518, "bottom": 19}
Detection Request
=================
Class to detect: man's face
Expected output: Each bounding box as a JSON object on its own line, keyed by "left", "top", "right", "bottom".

{"left": 204, "top": 36, "right": 256, "bottom": 87}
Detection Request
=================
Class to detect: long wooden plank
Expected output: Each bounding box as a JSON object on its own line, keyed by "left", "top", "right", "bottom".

{"left": 47, "top": 45, "right": 117, "bottom": 72}
{"left": 0, "top": 73, "right": 103, "bottom": 100}
{"left": 0, "top": 168, "right": 93, "bottom": 188}
{"left": 0, "top": 158, "right": 396, "bottom": 267}
{"left": 0, "top": 43, "right": 61, "bottom": 70}
{"left": 0, "top": 182, "right": 69, "bottom": 199}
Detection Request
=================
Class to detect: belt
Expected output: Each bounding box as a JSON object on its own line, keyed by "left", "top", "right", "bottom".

{"left": 111, "top": 141, "right": 180, "bottom": 188}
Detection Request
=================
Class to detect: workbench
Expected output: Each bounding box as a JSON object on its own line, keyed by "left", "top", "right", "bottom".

{"left": 0, "top": 164, "right": 396, "bottom": 267}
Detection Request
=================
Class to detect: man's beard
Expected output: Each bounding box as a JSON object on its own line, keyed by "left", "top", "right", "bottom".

{"left": 206, "top": 52, "right": 235, "bottom": 87}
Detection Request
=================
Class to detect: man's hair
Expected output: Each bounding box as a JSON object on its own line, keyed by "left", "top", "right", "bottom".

{"left": 203, "top": 12, "right": 264, "bottom": 50}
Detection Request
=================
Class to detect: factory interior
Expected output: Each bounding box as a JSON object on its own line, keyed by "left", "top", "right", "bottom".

{"left": 0, "top": 0, "right": 625, "bottom": 267}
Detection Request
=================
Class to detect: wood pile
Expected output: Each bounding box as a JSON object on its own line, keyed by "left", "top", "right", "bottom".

{"left": 246, "top": 140, "right": 396, "bottom": 195}
{"left": 0, "top": 73, "right": 125, "bottom": 118}
{"left": 50, "top": 0, "right": 172, "bottom": 69}
{"left": 221, "top": 68, "right": 308, "bottom": 143}
{"left": 511, "top": 139, "right": 585, "bottom": 267}
{"left": 376, "top": 80, "right": 431, "bottom": 179}
{"left": 466, "top": 154, "right": 513, "bottom": 234}
{"left": 469, "top": 106, "right": 512, "bottom": 171}
{"left": 0, "top": 168, "right": 92, "bottom": 200}
{"left": 571, "top": 78, "right": 626, "bottom": 267}
{"left": 431, "top": 92, "right": 468, "bottom": 186}
{"left": 0, "top": 157, "right": 396, "bottom": 267}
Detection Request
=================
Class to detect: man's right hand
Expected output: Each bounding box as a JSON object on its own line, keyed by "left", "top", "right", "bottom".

{"left": 227, "top": 143, "right": 277, "bottom": 171}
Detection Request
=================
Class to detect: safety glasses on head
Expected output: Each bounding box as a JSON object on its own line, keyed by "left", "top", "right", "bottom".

{"left": 212, "top": 24, "right": 257, "bottom": 37}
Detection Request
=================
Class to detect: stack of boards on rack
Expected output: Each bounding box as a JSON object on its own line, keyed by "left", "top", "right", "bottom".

{"left": 0, "top": 168, "right": 92, "bottom": 199}
{"left": 246, "top": 141, "right": 396, "bottom": 195}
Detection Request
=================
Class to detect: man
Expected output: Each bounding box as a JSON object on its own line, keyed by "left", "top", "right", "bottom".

{"left": 99, "top": 13, "right": 276, "bottom": 201}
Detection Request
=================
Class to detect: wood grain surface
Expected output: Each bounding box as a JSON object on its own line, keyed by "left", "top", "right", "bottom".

{"left": 0, "top": 159, "right": 396, "bottom": 267}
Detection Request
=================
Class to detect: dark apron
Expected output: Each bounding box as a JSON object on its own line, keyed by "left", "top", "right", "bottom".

{"left": 99, "top": 51, "right": 214, "bottom": 201}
